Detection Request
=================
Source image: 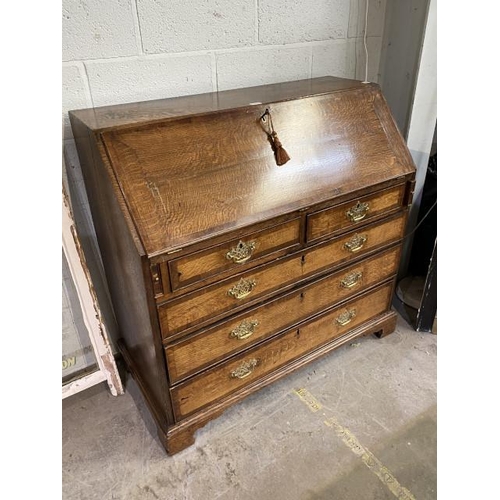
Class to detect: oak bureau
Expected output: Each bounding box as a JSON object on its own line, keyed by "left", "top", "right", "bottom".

{"left": 69, "top": 77, "right": 416, "bottom": 454}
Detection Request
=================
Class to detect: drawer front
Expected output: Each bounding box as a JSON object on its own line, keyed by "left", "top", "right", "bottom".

{"left": 307, "top": 184, "right": 405, "bottom": 242}
{"left": 160, "top": 256, "right": 302, "bottom": 337}
{"left": 158, "top": 212, "right": 406, "bottom": 338}
{"left": 302, "top": 211, "right": 406, "bottom": 277}
{"left": 165, "top": 245, "right": 401, "bottom": 383}
{"left": 170, "top": 282, "right": 393, "bottom": 419}
{"left": 168, "top": 218, "right": 301, "bottom": 291}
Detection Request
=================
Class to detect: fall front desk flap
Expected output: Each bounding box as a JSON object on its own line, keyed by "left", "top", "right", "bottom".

{"left": 71, "top": 78, "right": 414, "bottom": 257}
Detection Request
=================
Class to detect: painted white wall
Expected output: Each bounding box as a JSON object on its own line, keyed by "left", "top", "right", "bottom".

{"left": 62, "top": 0, "right": 389, "bottom": 346}
{"left": 400, "top": 0, "right": 437, "bottom": 276}
{"left": 378, "top": 0, "right": 429, "bottom": 137}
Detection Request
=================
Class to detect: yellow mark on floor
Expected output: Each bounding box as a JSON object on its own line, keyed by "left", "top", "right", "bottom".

{"left": 294, "top": 388, "right": 416, "bottom": 500}
{"left": 293, "top": 388, "right": 322, "bottom": 412}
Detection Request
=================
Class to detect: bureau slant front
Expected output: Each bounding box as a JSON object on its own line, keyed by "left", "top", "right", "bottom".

{"left": 70, "top": 77, "right": 416, "bottom": 455}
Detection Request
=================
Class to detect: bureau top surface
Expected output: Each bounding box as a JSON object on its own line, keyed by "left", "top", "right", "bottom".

{"left": 70, "top": 77, "right": 415, "bottom": 257}
{"left": 70, "top": 77, "right": 364, "bottom": 131}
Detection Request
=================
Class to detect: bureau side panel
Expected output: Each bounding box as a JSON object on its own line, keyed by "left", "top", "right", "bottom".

{"left": 70, "top": 115, "right": 173, "bottom": 427}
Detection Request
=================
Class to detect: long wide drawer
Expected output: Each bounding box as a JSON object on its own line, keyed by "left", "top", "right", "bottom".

{"left": 158, "top": 212, "right": 406, "bottom": 338}
{"left": 168, "top": 218, "right": 301, "bottom": 291}
{"left": 170, "top": 282, "right": 393, "bottom": 419}
{"left": 165, "top": 245, "right": 401, "bottom": 383}
{"left": 302, "top": 211, "right": 407, "bottom": 277}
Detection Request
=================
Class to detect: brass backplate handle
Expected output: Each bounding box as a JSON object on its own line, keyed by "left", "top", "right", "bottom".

{"left": 226, "top": 240, "right": 257, "bottom": 264}
{"left": 230, "top": 358, "right": 259, "bottom": 379}
{"left": 335, "top": 309, "right": 357, "bottom": 327}
{"left": 343, "top": 234, "right": 367, "bottom": 253}
{"left": 230, "top": 319, "right": 259, "bottom": 340}
{"left": 340, "top": 271, "right": 363, "bottom": 289}
{"left": 346, "top": 201, "right": 370, "bottom": 222}
{"left": 227, "top": 278, "right": 257, "bottom": 299}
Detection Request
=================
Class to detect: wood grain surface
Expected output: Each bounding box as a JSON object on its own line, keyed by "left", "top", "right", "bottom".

{"left": 69, "top": 76, "right": 364, "bottom": 132}
{"left": 69, "top": 77, "right": 417, "bottom": 455}
{"left": 307, "top": 183, "right": 405, "bottom": 242}
{"left": 168, "top": 217, "right": 300, "bottom": 291}
{"left": 158, "top": 212, "right": 406, "bottom": 338}
{"left": 99, "top": 86, "right": 413, "bottom": 256}
{"left": 171, "top": 282, "right": 393, "bottom": 418}
{"left": 70, "top": 121, "right": 173, "bottom": 424}
{"left": 302, "top": 211, "right": 407, "bottom": 277}
{"left": 162, "top": 309, "right": 398, "bottom": 453}
{"left": 165, "top": 245, "right": 401, "bottom": 383}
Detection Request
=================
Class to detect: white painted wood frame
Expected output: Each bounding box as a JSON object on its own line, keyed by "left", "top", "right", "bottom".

{"left": 62, "top": 187, "right": 124, "bottom": 398}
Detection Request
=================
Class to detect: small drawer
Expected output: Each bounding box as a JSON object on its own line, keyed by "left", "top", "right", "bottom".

{"left": 170, "top": 282, "right": 393, "bottom": 419}
{"left": 158, "top": 212, "right": 406, "bottom": 339}
{"left": 168, "top": 218, "right": 301, "bottom": 291}
{"left": 165, "top": 245, "right": 401, "bottom": 383}
{"left": 307, "top": 184, "right": 405, "bottom": 242}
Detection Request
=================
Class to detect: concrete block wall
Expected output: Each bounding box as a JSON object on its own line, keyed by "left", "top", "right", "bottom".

{"left": 63, "top": 0, "right": 387, "bottom": 138}
{"left": 62, "top": 0, "right": 387, "bottom": 352}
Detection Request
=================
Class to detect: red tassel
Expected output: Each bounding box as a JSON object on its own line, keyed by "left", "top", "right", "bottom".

{"left": 271, "top": 132, "right": 290, "bottom": 166}
{"left": 260, "top": 109, "right": 291, "bottom": 166}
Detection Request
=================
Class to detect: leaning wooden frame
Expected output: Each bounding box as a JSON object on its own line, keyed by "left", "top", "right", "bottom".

{"left": 62, "top": 187, "right": 123, "bottom": 398}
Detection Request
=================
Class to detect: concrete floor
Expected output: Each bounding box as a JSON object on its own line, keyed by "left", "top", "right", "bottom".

{"left": 62, "top": 315, "right": 437, "bottom": 500}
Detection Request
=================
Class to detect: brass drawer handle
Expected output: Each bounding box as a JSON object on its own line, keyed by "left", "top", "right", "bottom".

{"left": 340, "top": 271, "right": 363, "bottom": 289}
{"left": 230, "top": 358, "right": 259, "bottom": 379}
{"left": 343, "top": 234, "right": 367, "bottom": 253}
{"left": 335, "top": 309, "right": 357, "bottom": 327}
{"left": 346, "top": 201, "right": 370, "bottom": 222}
{"left": 226, "top": 240, "right": 256, "bottom": 264}
{"left": 230, "top": 319, "right": 259, "bottom": 340}
{"left": 227, "top": 278, "right": 257, "bottom": 299}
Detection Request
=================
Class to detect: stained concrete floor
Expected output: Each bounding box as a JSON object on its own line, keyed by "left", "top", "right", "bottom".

{"left": 62, "top": 315, "right": 437, "bottom": 500}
